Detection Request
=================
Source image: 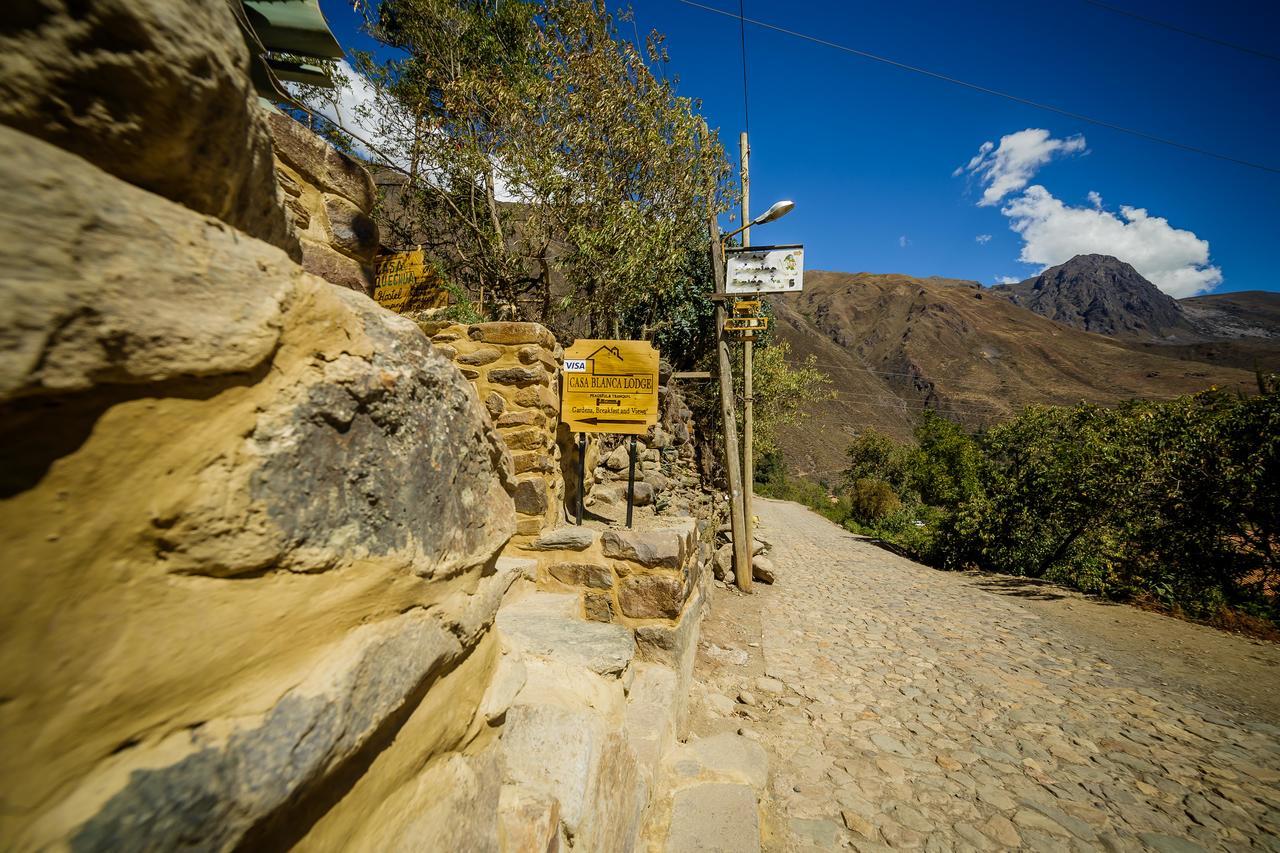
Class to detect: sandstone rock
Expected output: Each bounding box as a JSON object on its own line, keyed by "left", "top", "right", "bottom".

{"left": 584, "top": 592, "right": 614, "bottom": 623}
{"left": 485, "top": 391, "right": 507, "bottom": 418}
{"left": 714, "top": 543, "right": 733, "bottom": 580}
{"left": 457, "top": 347, "right": 503, "bottom": 366}
{"left": 480, "top": 651, "right": 529, "bottom": 723}
{"left": 512, "top": 452, "right": 554, "bottom": 475}
{"left": 514, "top": 384, "right": 559, "bottom": 417}
{"left": 0, "top": 129, "right": 518, "bottom": 848}
{"left": 0, "top": 0, "right": 297, "bottom": 256}
{"left": 299, "top": 241, "right": 373, "bottom": 293}
{"left": 497, "top": 410, "right": 545, "bottom": 428}
{"left": 685, "top": 733, "right": 769, "bottom": 789}
{"left": 525, "top": 527, "right": 597, "bottom": 551}
{"left": 469, "top": 322, "right": 556, "bottom": 348}
{"left": 512, "top": 477, "right": 549, "bottom": 516}
{"left": 548, "top": 561, "right": 614, "bottom": 590}
{"left": 267, "top": 110, "right": 376, "bottom": 212}
{"left": 605, "top": 444, "right": 632, "bottom": 471}
{"left": 497, "top": 594, "right": 635, "bottom": 677}
{"left": 505, "top": 428, "right": 549, "bottom": 452}
{"left": 618, "top": 574, "right": 685, "bottom": 620}
{"left": 601, "top": 529, "right": 683, "bottom": 569}
{"left": 665, "top": 784, "right": 760, "bottom": 853}
{"left": 488, "top": 366, "right": 548, "bottom": 388}
{"left": 630, "top": 482, "right": 656, "bottom": 507}
{"left": 321, "top": 192, "right": 379, "bottom": 259}
{"left": 752, "top": 555, "right": 776, "bottom": 585}
{"left": 498, "top": 787, "right": 560, "bottom": 853}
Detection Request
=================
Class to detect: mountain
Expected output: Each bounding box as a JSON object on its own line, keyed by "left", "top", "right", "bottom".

{"left": 1181, "top": 290, "right": 1280, "bottom": 340}
{"left": 771, "top": 270, "right": 1263, "bottom": 479}
{"left": 991, "top": 254, "right": 1197, "bottom": 341}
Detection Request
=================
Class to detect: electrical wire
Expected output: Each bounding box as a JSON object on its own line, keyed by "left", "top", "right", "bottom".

{"left": 671, "top": 0, "right": 1280, "bottom": 175}
{"left": 1079, "top": 0, "right": 1280, "bottom": 63}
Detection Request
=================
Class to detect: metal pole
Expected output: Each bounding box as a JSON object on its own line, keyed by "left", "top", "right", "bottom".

{"left": 626, "top": 434, "right": 637, "bottom": 528}
{"left": 576, "top": 432, "right": 586, "bottom": 525}
{"left": 739, "top": 131, "right": 755, "bottom": 592}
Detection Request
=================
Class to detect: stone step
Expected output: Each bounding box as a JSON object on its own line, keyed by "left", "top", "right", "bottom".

{"left": 496, "top": 591, "right": 635, "bottom": 678}
{"left": 664, "top": 782, "right": 761, "bottom": 853}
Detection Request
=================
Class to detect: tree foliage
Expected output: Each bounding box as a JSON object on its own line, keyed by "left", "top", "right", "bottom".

{"left": 349, "top": 0, "right": 732, "bottom": 338}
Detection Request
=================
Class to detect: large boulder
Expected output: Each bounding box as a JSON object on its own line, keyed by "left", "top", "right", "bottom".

{"left": 0, "top": 0, "right": 298, "bottom": 257}
{"left": 0, "top": 127, "right": 515, "bottom": 848}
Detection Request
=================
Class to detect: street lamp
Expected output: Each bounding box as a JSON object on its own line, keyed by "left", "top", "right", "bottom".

{"left": 721, "top": 199, "right": 795, "bottom": 245}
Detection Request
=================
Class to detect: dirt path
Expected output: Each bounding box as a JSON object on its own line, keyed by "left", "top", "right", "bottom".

{"left": 686, "top": 498, "right": 1280, "bottom": 851}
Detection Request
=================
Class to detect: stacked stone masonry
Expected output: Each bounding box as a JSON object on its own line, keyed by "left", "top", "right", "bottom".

{"left": 267, "top": 110, "right": 381, "bottom": 293}
{"left": 422, "top": 321, "right": 566, "bottom": 536}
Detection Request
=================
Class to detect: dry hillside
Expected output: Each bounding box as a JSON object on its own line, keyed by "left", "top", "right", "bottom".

{"left": 772, "top": 271, "right": 1263, "bottom": 478}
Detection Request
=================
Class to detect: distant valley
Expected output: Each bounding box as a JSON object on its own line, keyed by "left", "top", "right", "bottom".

{"left": 773, "top": 255, "right": 1280, "bottom": 478}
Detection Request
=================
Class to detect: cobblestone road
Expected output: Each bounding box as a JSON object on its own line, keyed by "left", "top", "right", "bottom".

{"left": 698, "top": 499, "right": 1280, "bottom": 852}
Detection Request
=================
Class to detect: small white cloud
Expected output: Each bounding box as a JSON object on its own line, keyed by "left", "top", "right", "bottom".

{"left": 995, "top": 275, "right": 1020, "bottom": 284}
{"left": 975, "top": 234, "right": 992, "bottom": 245}
{"left": 958, "top": 129, "right": 1086, "bottom": 206}
{"left": 1087, "top": 190, "right": 1103, "bottom": 209}
{"left": 1001, "top": 185, "right": 1221, "bottom": 297}
{"left": 898, "top": 235, "right": 910, "bottom": 248}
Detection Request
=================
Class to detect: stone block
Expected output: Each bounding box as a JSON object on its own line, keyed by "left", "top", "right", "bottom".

{"left": 512, "top": 452, "right": 554, "bottom": 475}
{"left": 497, "top": 410, "right": 545, "bottom": 428}
{"left": 751, "top": 555, "right": 776, "bottom": 584}
{"left": 514, "top": 385, "right": 559, "bottom": 417}
{"left": 457, "top": 347, "right": 502, "bottom": 366}
{"left": 665, "top": 784, "right": 759, "bottom": 853}
{"left": 485, "top": 391, "right": 507, "bottom": 418}
{"left": 684, "top": 733, "right": 769, "bottom": 789}
{"left": 498, "top": 787, "right": 560, "bottom": 853}
{"left": 513, "top": 477, "right": 550, "bottom": 516}
{"left": 583, "top": 591, "right": 614, "bottom": 623}
{"left": 524, "top": 527, "right": 598, "bottom": 551}
{"left": 469, "top": 322, "right": 556, "bottom": 348}
{"left": 268, "top": 110, "right": 377, "bottom": 211}
{"left": 516, "top": 516, "right": 545, "bottom": 536}
{"left": 505, "top": 428, "right": 550, "bottom": 452}
{"left": 299, "top": 240, "right": 373, "bottom": 293}
{"left": 601, "top": 529, "right": 682, "bottom": 569}
{"left": 321, "top": 192, "right": 379, "bottom": 260}
{"left": 548, "top": 561, "right": 614, "bottom": 589}
{"left": 497, "top": 594, "right": 635, "bottom": 677}
{"left": 618, "top": 574, "right": 685, "bottom": 620}
{"left": 489, "top": 366, "right": 549, "bottom": 387}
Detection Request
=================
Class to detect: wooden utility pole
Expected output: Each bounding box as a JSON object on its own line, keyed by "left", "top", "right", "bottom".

{"left": 740, "top": 131, "right": 755, "bottom": 591}
{"left": 711, "top": 217, "right": 751, "bottom": 592}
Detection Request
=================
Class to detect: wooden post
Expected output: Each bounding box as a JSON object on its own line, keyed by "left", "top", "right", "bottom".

{"left": 711, "top": 220, "right": 752, "bottom": 593}
{"left": 740, "top": 131, "right": 755, "bottom": 590}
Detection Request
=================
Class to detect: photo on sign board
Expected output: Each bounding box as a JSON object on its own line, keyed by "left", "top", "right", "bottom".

{"left": 725, "top": 245, "right": 804, "bottom": 295}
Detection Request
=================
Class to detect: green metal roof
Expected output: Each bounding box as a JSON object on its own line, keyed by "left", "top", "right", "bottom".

{"left": 243, "top": 0, "right": 344, "bottom": 59}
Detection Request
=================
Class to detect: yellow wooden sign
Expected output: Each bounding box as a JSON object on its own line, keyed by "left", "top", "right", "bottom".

{"left": 724, "top": 316, "right": 769, "bottom": 331}
{"left": 373, "top": 250, "right": 423, "bottom": 312}
{"left": 561, "top": 339, "right": 660, "bottom": 434}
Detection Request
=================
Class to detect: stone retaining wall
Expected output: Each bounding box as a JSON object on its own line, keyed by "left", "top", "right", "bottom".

{"left": 267, "top": 110, "right": 380, "bottom": 293}
{"left": 421, "top": 321, "right": 566, "bottom": 536}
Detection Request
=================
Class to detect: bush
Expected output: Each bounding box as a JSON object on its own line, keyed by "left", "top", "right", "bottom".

{"left": 848, "top": 478, "right": 900, "bottom": 522}
{"left": 837, "top": 375, "right": 1280, "bottom": 626}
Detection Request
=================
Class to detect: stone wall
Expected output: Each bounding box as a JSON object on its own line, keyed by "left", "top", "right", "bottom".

{"left": 420, "top": 321, "right": 566, "bottom": 536}
{"left": 267, "top": 110, "right": 381, "bottom": 293}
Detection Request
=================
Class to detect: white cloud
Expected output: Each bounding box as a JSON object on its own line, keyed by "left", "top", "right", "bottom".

{"left": 1087, "top": 190, "right": 1103, "bottom": 209}
{"left": 958, "top": 129, "right": 1086, "bottom": 206}
{"left": 975, "top": 234, "right": 992, "bottom": 244}
{"left": 995, "top": 275, "right": 1020, "bottom": 284}
{"left": 1001, "top": 185, "right": 1221, "bottom": 297}
{"left": 898, "top": 235, "right": 910, "bottom": 248}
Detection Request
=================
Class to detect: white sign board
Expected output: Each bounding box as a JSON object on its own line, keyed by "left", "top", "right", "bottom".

{"left": 725, "top": 245, "right": 804, "bottom": 294}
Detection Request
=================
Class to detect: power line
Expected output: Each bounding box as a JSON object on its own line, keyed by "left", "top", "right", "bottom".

{"left": 738, "top": 0, "right": 750, "bottom": 133}
{"left": 671, "top": 0, "right": 1280, "bottom": 175}
{"left": 1079, "top": 0, "right": 1280, "bottom": 64}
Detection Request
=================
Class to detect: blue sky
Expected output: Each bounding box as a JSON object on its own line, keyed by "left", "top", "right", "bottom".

{"left": 319, "top": 0, "right": 1279, "bottom": 295}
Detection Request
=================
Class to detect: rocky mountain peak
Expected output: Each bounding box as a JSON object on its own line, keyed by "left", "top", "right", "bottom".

{"left": 992, "top": 254, "right": 1195, "bottom": 340}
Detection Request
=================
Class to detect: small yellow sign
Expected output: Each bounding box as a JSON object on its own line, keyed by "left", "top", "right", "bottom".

{"left": 724, "top": 316, "right": 769, "bottom": 331}
{"left": 373, "top": 250, "right": 423, "bottom": 312}
{"left": 561, "top": 339, "right": 660, "bottom": 435}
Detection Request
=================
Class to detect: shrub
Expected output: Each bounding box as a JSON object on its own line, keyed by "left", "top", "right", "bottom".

{"left": 848, "top": 478, "right": 900, "bottom": 522}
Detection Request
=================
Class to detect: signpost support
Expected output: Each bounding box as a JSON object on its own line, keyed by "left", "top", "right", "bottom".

{"left": 576, "top": 432, "right": 586, "bottom": 526}
{"left": 740, "top": 131, "right": 755, "bottom": 592}
{"left": 626, "top": 435, "right": 637, "bottom": 528}
{"left": 711, "top": 219, "right": 752, "bottom": 592}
